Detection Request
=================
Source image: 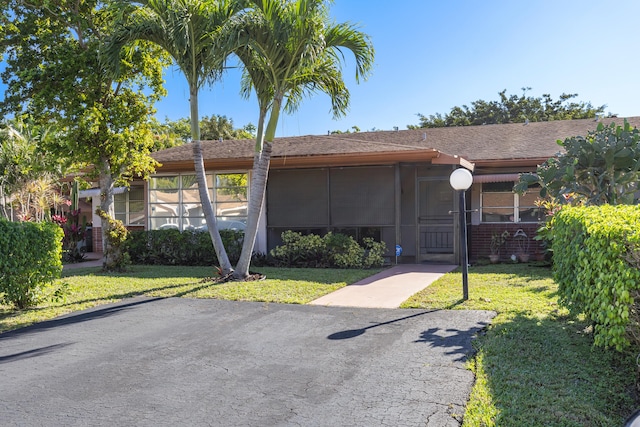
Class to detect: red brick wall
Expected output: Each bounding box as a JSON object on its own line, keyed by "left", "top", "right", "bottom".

{"left": 93, "top": 227, "right": 102, "bottom": 253}
{"left": 469, "top": 223, "right": 544, "bottom": 261}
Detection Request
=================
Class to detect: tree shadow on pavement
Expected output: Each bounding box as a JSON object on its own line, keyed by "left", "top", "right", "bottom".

{"left": 0, "top": 297, "right": 165, "bottom": 340}
{"left": 0, "top": 343, "right": 73, "bottom": 363}
{"left": 413, "top": 326, "right": 489, "bottom": 362}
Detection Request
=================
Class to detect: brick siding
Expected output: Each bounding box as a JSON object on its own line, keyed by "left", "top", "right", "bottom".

{"left": 469, "top": 223, "right": 544, "bottom": 261}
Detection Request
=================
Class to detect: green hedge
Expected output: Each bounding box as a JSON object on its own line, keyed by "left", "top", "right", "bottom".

{"left": 552, "top": 205, "right": 640, "bottom": 351}
{"left": 126, "top": 229, "right": 243, "bottom": 266}
{"left": 269, "top": 231, "right": 386, "bottom": 268}
{"left": 0, "top": 219, "right": 63, "bottom": 309}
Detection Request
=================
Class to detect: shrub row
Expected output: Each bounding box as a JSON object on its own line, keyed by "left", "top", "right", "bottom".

{"left": 0, "top": 219, "right": 63, "bottom": 309}
{"left": 126, "top": 228, "right": 243, "bottom": 266}
{"left": 269, "top": 230, "right": 386, "bottom": 268}
{"left": 552, "top": 205, "right": 640, "bottom": 351}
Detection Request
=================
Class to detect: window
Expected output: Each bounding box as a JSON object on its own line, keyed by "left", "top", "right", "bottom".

{"left": 114, "top": 186, "right": 145, "bottom": 225}
{"left": 481, "top": 182, "right": 542, "bottom": 223}
{"left": 148, "top": 173, "right": 248, "bottom": 231}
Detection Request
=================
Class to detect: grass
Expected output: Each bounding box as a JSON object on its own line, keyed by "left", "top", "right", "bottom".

{"left": 402, "top": 263, "right": 638, "bottom": 427}
{"left": 0, "top": 265, "right": 380, "bottom": 333}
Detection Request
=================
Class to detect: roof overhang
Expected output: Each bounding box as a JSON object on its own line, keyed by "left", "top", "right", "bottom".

{"left": 157, "top": 149, "right": 475, "bottom": 172}
{"left": 472, "top": 157, "right": 548, "bottom": 169}
{"left": 79, "top": 187, "right": 127, "bottom": 198}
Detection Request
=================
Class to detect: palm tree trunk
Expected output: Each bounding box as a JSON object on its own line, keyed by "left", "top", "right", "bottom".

{"left": 233, "top": 142, "right": 272, "bottom": 279}
{"left": 190, "top": 85, "right": 233, "bottom": 274}
{"left": 234, "top": 101, "right": 280, "bottom": 279}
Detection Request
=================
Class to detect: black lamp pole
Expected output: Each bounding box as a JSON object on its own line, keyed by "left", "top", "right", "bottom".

{"left": 450, "top": 167, "right": 472, "bottom": 302}
{"left": 459, "top": 189, "right": 469, "bottom": 300}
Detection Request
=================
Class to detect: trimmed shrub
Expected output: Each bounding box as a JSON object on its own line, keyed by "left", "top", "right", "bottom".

{"left": 126, "top": 228, "right": 244, "bottom": 266}
{"left": 552, "top": 205, "right": 640, "bottom": 351}
{"left": 0, "top": 219, "right": 63, "bottom": 309}
{"left": 270, "top": 231, "right": 386, "bottom": 268}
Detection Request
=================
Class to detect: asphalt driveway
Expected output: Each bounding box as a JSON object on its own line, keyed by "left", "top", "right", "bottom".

{"left": 0, "top": 297, "right": 495, "bottom": 426}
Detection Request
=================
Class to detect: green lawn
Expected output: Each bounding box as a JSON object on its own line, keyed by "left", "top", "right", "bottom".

{"left": 0, "top": 265, "right": 380, "bottom": 333}
{"left": 402, "top": 263, "right": 637, "bottom": 427}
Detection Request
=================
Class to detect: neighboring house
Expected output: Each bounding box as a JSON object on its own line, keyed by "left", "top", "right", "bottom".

{"left": 85, "top": 116, "right": 640, "bottom": 264}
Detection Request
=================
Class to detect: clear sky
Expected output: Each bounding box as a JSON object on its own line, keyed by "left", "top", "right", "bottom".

{"left": 3, "top": 1, "right": 640, "bottom": 137}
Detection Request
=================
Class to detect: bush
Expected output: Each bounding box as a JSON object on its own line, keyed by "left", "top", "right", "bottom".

{"left": 270, "top": 231, "right": 386, "bottom": 268}
{"left": 0, "top": 219, "right": 63, "bottom": 309}
{"left": 552, "top": 205, "right": 640, "bottom": 351}
{"left": 126, "top": 228, "right": 244, "bottom": 266}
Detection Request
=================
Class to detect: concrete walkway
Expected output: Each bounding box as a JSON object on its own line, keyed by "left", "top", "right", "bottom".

{"left": 62, "top": 253, "right": 102, "bottom": 270}
{"left": 310, "top": 264, "right": 458, "bottom": 309}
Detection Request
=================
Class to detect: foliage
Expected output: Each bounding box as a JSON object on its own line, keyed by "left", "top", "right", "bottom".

{"left": 0, "top": 219, "right": 63, "bottom": 309}
{"left": 489, "top": 230, "right": 509, "bottom": 255}
{"left": 0, "top": 120, "right": 67, "bottom": 221}
{"left": 153, "top": 115, "right": 255, "bottom": 145}
{"left": 126, "top": 228, "right": 244, "bottom": 266}
{"left": 330, "top": 125, "right": 361, "bottom": 134}
{"left": 0, "top": 0, "right": 169, "bottom": 257}
{"left": 200, "top": 114, "right": 254, "bottom": 140}
{"left": 410, "top": 88, "right": 606, "bottom": 128}
{"left": 532, "top": 198, "right": 562, "bottom": 258}
{"left": 516, "top": 120, "right": 640, "bottom": 206}
{"left": 270, "top": 231, "right": 386, "bottom": 269}
{"left": 402, "top": 263, "right": 636, "bottom": 426}
{"left": 96, "top": 208, "right": 131, "bottom": 272}
{"left": 552, "top": 205, "right": 640, "bottom": 351}
{"left": 53, "top": 208, "right": 88, "bottom": 263}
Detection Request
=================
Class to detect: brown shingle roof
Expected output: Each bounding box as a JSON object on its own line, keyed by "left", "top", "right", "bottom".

{"left": 152, "top": 116, "right": 640, "bottom": 170}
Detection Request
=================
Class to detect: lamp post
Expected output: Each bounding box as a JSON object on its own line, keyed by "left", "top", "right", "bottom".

{"left": 449, "top": 168, "right": 473, "bottom": 301}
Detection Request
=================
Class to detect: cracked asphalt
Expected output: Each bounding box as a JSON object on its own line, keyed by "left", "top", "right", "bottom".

{"left": 0, "top": 297, "right": 495, "bottom": 426}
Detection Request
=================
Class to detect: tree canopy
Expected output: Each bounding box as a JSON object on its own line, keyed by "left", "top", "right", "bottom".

{"left": 0, "top": 0, "right": 170, "bottom": 263}
{"left": 409, "top": 88, "right": 607, "bottom": 129}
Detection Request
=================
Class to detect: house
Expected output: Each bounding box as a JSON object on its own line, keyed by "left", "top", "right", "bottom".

{"left": 86, "top": 116, "right": 640, "bottom": 264}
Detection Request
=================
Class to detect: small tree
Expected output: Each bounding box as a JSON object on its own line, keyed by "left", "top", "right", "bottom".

{"left": 1, "top": 1, "right": 169, "bottom": 263}
{"left": 515, "top": 120, "right": 640, "bottom": 206}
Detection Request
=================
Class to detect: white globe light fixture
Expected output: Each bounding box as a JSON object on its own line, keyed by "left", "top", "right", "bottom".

{"left": 449, "top": 167, "right": 473, "bottom": 300}
{"left": 449, "top": 167, "right": 473, "bottom": 191}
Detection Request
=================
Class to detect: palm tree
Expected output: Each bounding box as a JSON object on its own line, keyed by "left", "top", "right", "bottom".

{"left": 103, "top": 0, "right": 239, "bottom": 274}
{"left": 220, "top": 0, "right": 375, "bottom": 279}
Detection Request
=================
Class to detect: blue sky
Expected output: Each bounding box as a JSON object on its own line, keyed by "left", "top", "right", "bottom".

{"left": 3, "top": 1, "right": 640, "bottom": 137}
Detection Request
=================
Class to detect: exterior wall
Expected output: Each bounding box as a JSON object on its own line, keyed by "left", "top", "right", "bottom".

{"left": 266, "top": 165, "right": 397, "bottom": 258}
{"left": 469, "top": 222, "right": 544, "bottom": 261}
{"left": 265, "top": 163, "right": 457, "bottom": 263}
{"left": 92, "top": 226, "right": 103, "bottom": 254}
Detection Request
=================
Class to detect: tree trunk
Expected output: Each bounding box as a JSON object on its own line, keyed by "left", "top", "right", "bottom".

{"left": 233, "top": 99, "right": 280, "bottom": 279}
{"left": 189, "top": 84, "right": 233, "bottom": 274}
{"left": 98, "top": 162, "right": 114, "bottom": 266}
{"left": 233, "top": 142, "right": 272, "bottom": 279}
